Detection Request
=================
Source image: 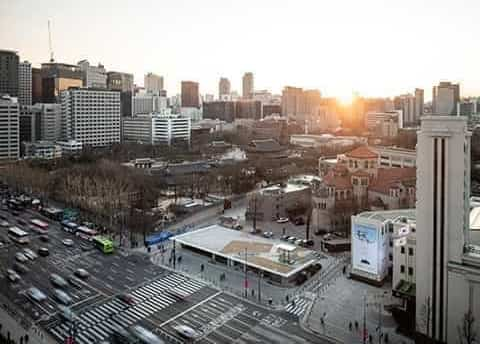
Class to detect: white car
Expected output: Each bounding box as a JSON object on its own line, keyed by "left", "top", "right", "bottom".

{"left": 27, "top": 287, "right": 47, "bottom": 302}
{"left": 23, "top": 248, "right": 38, "bottom": 260}
{"left": 62, "top": 239, "right": 74, "bottom": 247}
{"left": 276, "top": 217, "right": 289, "bottom": 224}
{"left": 15, "top": 252, "right": 28, "bottom": 263}
{"left": 173, "top": 325, "right": 198, "bottom": 339}
{"left": 0, "top": 220, "right": 9, "bottom": 227}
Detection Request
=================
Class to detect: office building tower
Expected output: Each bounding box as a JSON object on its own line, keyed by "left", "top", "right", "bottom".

{"left": 416, "top": 115, "right": 480, "bottom": 344}
{"left": 122, "top": 112, "right": 191, "bottom": 145}
{"left": 32, "top": 68, "right": 42, "bottom": 104}
{"left": 132, "top": 93, "right": 167, "bottom": 115}
{"left": 242, "top": 72, "right": 254, "bottom": 99}
{"left": 219, "top": 77, "right": 231, "bottom": 99}
{"left": 77, "top": 60, "right": 107, "bottom": 88}
{"left": 0, "top": 95, "right": 19, "bottom": 161}
{"left": 181, "top": 81, "right": 199, "bottom": 108}
{"left": 107, "top": 71, "right": 134, "bottom": 116}
{"left": 0, "top": 50, "right": 19, "bottom": 97}
{"left": 281, "top": 86, "right": 305, "bottom": 117}
{"left": 203, "top": 101, "right": 236, "bottom": 122}
{"left": 40, "top": 62, "right": 83, "bottom": 103}
{"left": 414, "top": 88, "right": 424, "bottom": 118}
{"left": 144, "top": 73, "right": 164, "bottom": 94}
{"left": 19, "top": 106, "right": 41, "bottom": 143}
{"left": 18, "top": 61, "right": 32, "bottom": 105}
{"left": 60, "top": 88, "right": 121, "bottom": 147}
{"left": 235, "top": 100, "right": 262, "bottom": 120}
{"left": 432, "top": 81, "right": 460, "bottom": 115}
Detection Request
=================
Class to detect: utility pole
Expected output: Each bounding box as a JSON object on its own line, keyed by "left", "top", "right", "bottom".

{"left": 258, "top": 271, "right": 263, "bottom": 303}
{"left": 252, "top": 194, "right": 257, "bottom": 232}
{"left": 244, "top": 247, "right": 248, "bottom": 298}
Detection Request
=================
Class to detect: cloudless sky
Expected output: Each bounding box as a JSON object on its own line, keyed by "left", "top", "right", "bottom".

{"left": 1, "top": 0, "right": 479, "bottom": 100}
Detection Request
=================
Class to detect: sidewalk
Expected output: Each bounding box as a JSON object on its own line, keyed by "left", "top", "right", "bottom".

{"left": 304, "top": 275, "right": 414, "bottom": 344}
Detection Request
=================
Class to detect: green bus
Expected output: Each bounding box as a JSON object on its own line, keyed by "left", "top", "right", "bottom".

{"left": 92, "top": 236, "right": 114, "bottom": 254}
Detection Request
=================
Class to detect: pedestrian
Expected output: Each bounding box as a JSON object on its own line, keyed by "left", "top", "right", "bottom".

{"left": 354, "top": 321, "right": 358, "bottom": 329}
{"left": 369, "top": 334, "right": 372, "bottom": 343}
{"left": 349, "top": 322, "right": 352, "bottom": 331}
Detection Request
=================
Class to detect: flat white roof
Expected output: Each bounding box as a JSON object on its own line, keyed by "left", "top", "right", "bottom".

{"left": 172, "top": 225, "right": 317, "bottom": 278}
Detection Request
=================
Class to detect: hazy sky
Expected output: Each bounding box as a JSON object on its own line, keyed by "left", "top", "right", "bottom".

{"left": 1, "top": 0, "right": 479, "bottom": 100}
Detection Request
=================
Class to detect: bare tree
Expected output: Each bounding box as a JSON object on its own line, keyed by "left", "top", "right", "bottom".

{"left": 458, "top": 309, "right": 477, "bottom": 344}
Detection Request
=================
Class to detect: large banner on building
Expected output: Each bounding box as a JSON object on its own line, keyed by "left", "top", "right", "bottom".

{"left": 352, "top": 224, "right": 379, "bottom": 275}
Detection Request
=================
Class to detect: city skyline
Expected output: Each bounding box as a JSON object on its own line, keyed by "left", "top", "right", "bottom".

{"left": 1, "top": 0, "right": 480, "bottom": 100}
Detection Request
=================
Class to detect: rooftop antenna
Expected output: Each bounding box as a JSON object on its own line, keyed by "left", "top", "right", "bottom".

{"left": 48, "top": 20, "right": 54, "bottom": 62}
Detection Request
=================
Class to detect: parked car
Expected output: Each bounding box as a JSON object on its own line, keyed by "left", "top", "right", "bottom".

{"left": 38, "top": 247, "right": 49, "bottom": 257}
{"left": 17, "top": 218, "right": 27, "bottom": 226}
{"left": 6, "top": 269, "right": 20, "bottom": 282}
{"left": 280, "top": 235, "right": 290, "bottom": 241}
{"left": 27, "top": 287, "right": 47, "bottom": 302}
{"left": 117, "top": 293, "right": 135, "bottom": 305}
{"left": 39, "top": 235, "right": 49, "bottom": 242}
{"left": 287, "top": 236, "right": 297, "bottom": 243}
{"left": 262, "top": 231, "right": 274, "bottom": 238}
{"left": 53, "top": 289, "right": 72, "bottom": 305}
{"left": 62, "top": 239, "right": 74, "bottom": 247}
{"left": 0, "top": 220, "right": 9, "bottom": 227}
{"left": 294, "top": 239, "right": 303, "bottom": 246}
{"left": 276, "top": 217, "right": 289, "bottom": 224}
{"left": 13, "top": 262, "right": 29, "bottom": 274}
{"left": 293, "top": 217, "right": 305, "bottom": 226}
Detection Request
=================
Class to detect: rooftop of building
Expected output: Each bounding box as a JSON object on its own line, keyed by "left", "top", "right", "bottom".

{"left": 369, "top": 167, "right": 417, "bottom": 194}
{"left": 247, "top": 139, "right": 284, "bottom": 152}
{"left": 172, "top": 225, "right": 317, "bottom": 277}
{"left": 356, "top": 208, "right": 416, "bottom": 223}
{"left": 260, "top": 182, "right": 310, "bottom": 195}
{"left": 345, "top": 145, "right": 379, "bottom": 159}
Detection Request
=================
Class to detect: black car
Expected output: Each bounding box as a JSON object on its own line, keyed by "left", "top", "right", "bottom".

{"left": 13, "top": 262, "right": 29, "bottom": 274}
{"left": 38, "top": 247, "right": 49, "bottom": 257}
{"left": 39, "top": 235, "right": 49, "bottom": 242}
{"left": 293, "top": 217, "right": 305, "bottom": 226}
{"left": 11, "top": 210, "right": 20, "bottom": 216}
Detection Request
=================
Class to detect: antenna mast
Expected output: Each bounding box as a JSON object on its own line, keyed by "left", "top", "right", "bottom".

{"left": 48, "top": 20, "right": 54, "bottom": 62}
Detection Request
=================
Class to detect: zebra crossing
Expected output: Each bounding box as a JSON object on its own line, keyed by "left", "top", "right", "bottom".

{"left": 284, "top": 296, "right": 310, "bottom": 317}
{"left": 47, "top": 273, "right": 207, "bottom": 344}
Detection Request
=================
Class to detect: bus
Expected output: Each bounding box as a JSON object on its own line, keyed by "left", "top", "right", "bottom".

{"left": 30, "top": 219, "right": 49, "bottom": 233}
{"left": 61, "top": 220, "right": 78, "bottom": 233}
{"left": 40, "top": 207, "right": 64, "bottom": 221}
{"left": 8, "top": 227, "right": 30, "bottom": 244}
{"left": 92, "top": 236, "right": 114, "bottom": 254}
{"left": 75, "top": 226, "right": 98, "bottom": 241}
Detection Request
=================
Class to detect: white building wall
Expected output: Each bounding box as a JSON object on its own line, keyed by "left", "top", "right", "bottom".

{"left": 18, "top": 61, "right": 32, "bottom": 106}
{"left": 0, "top": 96, "right": 19, "bottom": 161}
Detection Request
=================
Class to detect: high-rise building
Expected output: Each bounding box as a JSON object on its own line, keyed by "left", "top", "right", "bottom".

{"left": 281, "top": 86, "right": 305, "bottom": 117}
{"left": 0, "top": 50, "right": 19, "bottom": 97}
{"left": 242, "top": 72, "right": 254, "bottom": 99}
{"left": 203, "top": 101, "right": 236, "bottom": 122}
{"left": 19, "top": 104, "right": 62, "bottom": 144}
{"left": 235, "top": 100, "right": 262, "bottom": 120}
{"left": 122, "top": 112, "right": 191, "bottom": 145}
{"left": 18, "top": 61, "right": 32, "bottom": 105}
{"left": 414, "top": 88, "right": 424, "bottom": 118}
{"left": 107, "top": 71, "right": 134, "bottom": 116}
{"left": 144, "top": 73, "right": 164, "bottom": 94}
{"left": 0, "top": 95, "right": 19, "bottom": 161}
{"left": 60, "top": 88, "right": 121, "bottom": 147}
{"left": 416, "top": 114, "right": 480, "bottom": 343}
{"left": 219, "top": 77, "right": 231, "bottom": 99}
{"left": 132, "top": 93, "right": 168, "bottom": 115}
{"left": 181, "top": 81, "right": 199, "bottom": 108}
{"left": 32, "top": 67, "right": 42, "bottom": 104}
{"left": 19, "top": 106, "right": 41, "bottom": 143}
{"left": 41, "top": 62, "right": 83, "bottom": 103}
{"left": 77, "top": 60, "right": 107, "bottom": 88}
{"left": 432, "top": 81, "right": 460, "bottom": 115}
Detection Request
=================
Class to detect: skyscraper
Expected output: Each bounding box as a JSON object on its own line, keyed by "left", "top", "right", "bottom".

{"left": 41, "top": 62, "right": 83, "bottom": 103}
{"left": 218, "top": 77, "right": 231, "bottom": 99}
{"left": 107, "top": 71, "right": 134, "bottom": 116}
{"left": 18, "top": 61, "right": 32, "bottom": 105}
{"left": 32, "top": 68, "right": 42, "bottom": 104}
{"left": 144, "top": 73, "right": 164, "bottom": 94}
{"left": 61, "top": 88, "right": 121, "bottom": 147}
{"left": 414, "top": 88, "right": 424, "bottom": 118}
{"left": 416, "top": 114, "right": 476, "bottom": 343}
{"left": 0, "top": 95, "right": 19, "bottom": 161}
{"left": 0, "top": 50, "right": 19, "bottom": 97}
{"left": 181, "top": 81, "right": 199, "bottom": 108}
{"left": 77, "top": 60, "right": 107, "bottom": 88}
{"left": 281, "top": 86, "right": 305, "bottom": 117}
{"left": 432, "top": 81, "right": 460, "bottom": 115}
{"left": 242, "top": 72, "right": 254, "bottom": 99}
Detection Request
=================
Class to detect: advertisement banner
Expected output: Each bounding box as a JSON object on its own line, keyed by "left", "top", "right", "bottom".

{"left": 352, "top": 224, "right": 379, "bottom": 275}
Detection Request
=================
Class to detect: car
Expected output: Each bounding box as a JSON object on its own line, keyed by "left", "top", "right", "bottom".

{"left": 173, "top": 325, "right": 198, "bottom": 339}
{"left": 294, "top": 239, "right": 303, "bottom": 246}
{"left": 6, "top": 269, "right": 20, "bottom": 282}
{"left": 0, "top": 214, "right": 7, "bottom": 220}
{"left": 27, "top": 287, "right": 47, "bottom": 302}
{"left": 68, "top": 276, "right": 83, "bottom": 289}
{"left": 53, "top": 289, "right": 72, "bottom": 305}
{"left": 38, "top": 247, "right": 49, "bottom": 257}
{"left": 276, "top": 217, "right": 289, "bottom": 224}
{"left": 314, "top": 229, "right": 327, "bottom": 236}
{"left": 74, "top": 268, "right": 89, "bottom": 279}
{"left": 11, "top": 210, "right": 20, "bottom": 216}
{"left": 287, "top": 236, "right": 297, "bottom": 243}
{"left": 13, "top": 262, "right": 29, "bottom": 274}
{"left": 0, "top": 220, "right": 9, "bottom": 227}
{"left": 23, "top": 248, "right": 37, "bottom": 260}
{"left": 58, "top": 305, "right": 77, "bottom": 322}
{"left": 62, "top": 239, "right": 74, "bottom": 247}
{"left": 129, "top": 325, "right": 164, "bottom": 344}
{"left": 280, "top": 235, "right": 290, "bottom": 241}
{"left": 262, "top": 231, "right": 273, "bottom": 238}
{"left": 117, "top": 293, "right": 135, "bottom": 305}
{"left": 15, "top": 252, "right": 28, "bottom": 263}
{"left": 39, "top": 235, "right": 49, "bottom": 242}
{"left": 50, "top": 274, "right": 68, "bottom": 288}
{"left": 306, "top": 239, "right": 315, "bottom": 247}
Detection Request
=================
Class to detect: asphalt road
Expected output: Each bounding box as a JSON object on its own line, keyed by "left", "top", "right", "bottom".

{"left": 0, "top": 205, "right": 332, "bottom": 344}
